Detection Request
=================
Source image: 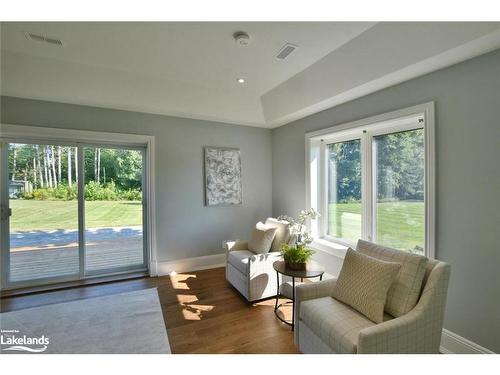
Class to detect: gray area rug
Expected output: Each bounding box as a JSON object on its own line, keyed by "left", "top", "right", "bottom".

{"left": 0, "top": 288, "right": 171, "bottom": 354}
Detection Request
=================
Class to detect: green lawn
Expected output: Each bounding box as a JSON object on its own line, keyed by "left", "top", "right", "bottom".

{"left": 329, "top": 201, "right": 424, "bottom": 253}
{"left": 10, "top": 199, "right": 422, "bottom": 252}
{"left": 10, "top": 200, "right": 142, "bottom": 231}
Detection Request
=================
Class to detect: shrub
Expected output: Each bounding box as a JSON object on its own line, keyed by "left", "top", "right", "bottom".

{"left": 32, "top": 188, "right": 51, "bottom": 200}
{"left": 85, "top": 181, "right": 118, "bottom": 201}
{"left": 53, "top": 184, "right": 78, "bottom": 200}
{"left": 21, "top": 191, "right": 35, "bottom": 199}
{"left": 23, "top": 182, "right": 142, "bottom": 201}
{"left": 119, "top": 189, "right": 142, "bottom": 201}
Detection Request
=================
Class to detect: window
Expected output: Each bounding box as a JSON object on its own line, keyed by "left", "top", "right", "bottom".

{"left": 373, "top": 129, "right": 425, "bottom": 252}
{"left": 307, "top": 103, "right": 435, "bottom": 257}
{"left": 327, "top": 139, "right": 362, "bottom": 243}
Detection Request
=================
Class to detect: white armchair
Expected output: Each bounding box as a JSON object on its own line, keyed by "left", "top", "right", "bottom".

{"left": 225, "top": 218, "right": 292, "bottom": 302}
{"left": 295, "top": 241, "right": 451, "bottom": 354}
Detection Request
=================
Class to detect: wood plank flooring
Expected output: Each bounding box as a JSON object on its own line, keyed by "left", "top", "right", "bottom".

{"left": 0, "top": 267, "right": 299, "bottom": 354}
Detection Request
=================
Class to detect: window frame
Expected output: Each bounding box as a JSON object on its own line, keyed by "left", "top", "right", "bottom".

{"left": 305, "top": 102, "right": 435, "bottom": 258}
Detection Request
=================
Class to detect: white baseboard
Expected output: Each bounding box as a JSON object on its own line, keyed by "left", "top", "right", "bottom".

{"left": 156, "top": 253, "right": 225, "bottom": 276}
{"left": 440, "top": 329, "right": 494, "bottom": 354}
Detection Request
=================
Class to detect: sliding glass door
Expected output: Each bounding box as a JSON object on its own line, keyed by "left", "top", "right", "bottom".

{"left": 83, "top": 146, "right": 146, "bottom": 275}
{"left": 0, "top": 140, "right": 147, "bottom": 289}
{"left": 1, "top": 142, "right": 80, "bottom": 286}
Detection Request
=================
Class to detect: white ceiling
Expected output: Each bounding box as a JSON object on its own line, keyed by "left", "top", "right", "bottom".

{"left": 0, "top": 22, "right": 374, "bottom": 126}
{"left": 2, "top": 22, "right": 500, "bottom": 128}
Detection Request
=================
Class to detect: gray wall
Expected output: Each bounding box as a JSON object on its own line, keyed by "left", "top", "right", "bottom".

{"left": 272, "top": 49, "right": 500, "bottom": 352}
{"left": 0, "top": 97, "right": 273, "bottom": 263}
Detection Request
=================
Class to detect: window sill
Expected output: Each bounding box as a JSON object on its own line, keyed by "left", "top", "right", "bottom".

{"left": 310, "top": 238, "right": 349, "bottom": 259}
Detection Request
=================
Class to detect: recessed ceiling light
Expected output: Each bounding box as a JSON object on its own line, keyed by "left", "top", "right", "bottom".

{"left": 237, "top": 78, "right": 245, "bottom": 84}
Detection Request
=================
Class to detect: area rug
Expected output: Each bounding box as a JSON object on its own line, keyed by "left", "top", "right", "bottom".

{"left": 0, "top": 288, "right": 171, "bottom": 354}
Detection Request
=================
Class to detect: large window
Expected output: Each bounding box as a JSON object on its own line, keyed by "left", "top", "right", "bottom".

{"left": 308, "top": 103, "right": 435, "bottom": 257}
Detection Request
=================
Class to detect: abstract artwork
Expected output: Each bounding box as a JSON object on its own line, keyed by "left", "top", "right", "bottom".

{"left": 204, "top": 147, "right": 242, "bottom": 206}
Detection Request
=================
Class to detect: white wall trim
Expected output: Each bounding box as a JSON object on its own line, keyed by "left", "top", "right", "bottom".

{"left": 440, "top": 329, "right": 495, "bottom": 354}
{"left": 156, "top": 253, "right": 226, "bottom": 276}
{"left": 0, "top": 123, "right": 158, "bottom": 281}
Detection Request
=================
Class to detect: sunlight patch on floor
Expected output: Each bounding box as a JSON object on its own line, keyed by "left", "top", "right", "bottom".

{"left": 169, "top": 273, "right": 215, "bottom": 321}
{"left": 169, "top": 273, "right": 196, "bottom": 290}
{"left": 180, "top": 300, "right": 215, "bottom": 321}
{"left": 176, "top": 294, "right": 198, "bottom": 303}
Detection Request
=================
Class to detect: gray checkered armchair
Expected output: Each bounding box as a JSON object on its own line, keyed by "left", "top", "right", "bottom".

{"left": 295, "top": 240, "right": 451, "bottom": 354}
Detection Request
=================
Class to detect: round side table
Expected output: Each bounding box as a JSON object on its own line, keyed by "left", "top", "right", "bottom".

{"left": 273, "top": 260, "right": 325, "bottom": 331}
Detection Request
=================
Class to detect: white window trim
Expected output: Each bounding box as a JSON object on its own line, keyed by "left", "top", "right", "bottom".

{"left": 0, "top": 123, "right": 159, "bottom": 287}
{"left": 305, "top": 102, "right": 435, "bottom": 259}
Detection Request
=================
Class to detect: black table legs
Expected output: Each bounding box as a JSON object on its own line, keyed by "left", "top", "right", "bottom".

{"left": 273, "top": 272, "right": 295, "bottom": 330}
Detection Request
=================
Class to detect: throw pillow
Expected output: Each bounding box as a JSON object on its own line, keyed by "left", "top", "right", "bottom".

{"left": 264, "top": 218, "right": 291, "bottom": 251}
{"left": 356, "top": 239, "right": 429, "bottom": 317}
{"left": 248, "top": 224, "right": 278, "bottom": 254}
{"left": 332, "top": 248, "right": 401, "bottom": 323}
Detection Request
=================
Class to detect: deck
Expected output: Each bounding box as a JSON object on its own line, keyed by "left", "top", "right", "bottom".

{"left": 8, "top": 226, "right": 144, "bottom": 283}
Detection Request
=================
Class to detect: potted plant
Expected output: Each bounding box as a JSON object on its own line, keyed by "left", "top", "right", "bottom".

{"left": 277, "top": 208, "right": 319, "bottom": 270}
{"left": 280, "top": 243, "right": 314, "bottom": 270}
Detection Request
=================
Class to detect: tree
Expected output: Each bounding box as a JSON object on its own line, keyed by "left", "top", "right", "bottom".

{"left": 328, "top": 140, "right": 361, "bottom": 203}
{"left": 7, "top": 144, "right": 143, "bottom": 196}
{"left": 44, "top": 146, "right": 52, "bottom": 188}
{"left": 11, "top": 145, "right": 17, "bottom": 181}
{"left": 374, "top": 129, "right": 424, "bottom": 201}
{"left": 36, "top": 145, "right": 44, "bottom": 188}
{"left": 50, "top": 146, "right": 58, "bottom": 187}
{"left": 33, "top": 154, "right": 38, "bottom": 187}
{"left": 57, "top": 146, "right": 62, "bottom": 184}
{"left": 67, "top": 147, "right": 72, "bottom": 187}
{"left": 75, "top": 147, "right": 78, "bottom": 184}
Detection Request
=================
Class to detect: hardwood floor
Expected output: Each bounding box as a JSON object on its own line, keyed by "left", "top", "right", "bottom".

{"left": 0, "top": 267, "right": 299, "bottom": 354}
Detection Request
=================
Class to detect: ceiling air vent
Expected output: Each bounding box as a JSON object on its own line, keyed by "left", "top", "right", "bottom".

{"left": 25, "top": 32, "right": 64, "bottom": 46}
{"left": 276, "top": 43, "right": 298, "bottom": 60}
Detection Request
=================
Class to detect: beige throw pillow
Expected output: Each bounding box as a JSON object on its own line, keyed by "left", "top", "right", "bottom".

{"left": 248, "top": 224, "right": 278, "bottom": 254}
{"left": 332, "top": 248, "right": 401, "bottom": 323}
{"left": 264, "top": 218, "right": 291, "bottom": 251}
{"left": 356, "top": 239, "right": 428, "bottom": 317}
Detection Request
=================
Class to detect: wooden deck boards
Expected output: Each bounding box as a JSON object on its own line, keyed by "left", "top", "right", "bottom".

{"left": 9, "top": 239, "right": 144, "bottom": 282}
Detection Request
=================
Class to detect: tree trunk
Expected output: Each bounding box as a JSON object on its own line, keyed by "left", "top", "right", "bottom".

{"left": 44, "top": 147, "right": 52, "bottom": 188}
{"left": 67, "top": 147, "right": 72, "bottom": 187}
{"left": 33, "top": 156, "right": 38, "bottom": 188}
{"left": 97, "top": 148, "right": 101, "bottom": 184}
{"left": 74, "top": 147, "right": 78, "bottom": 184}
{"left": 57, "top": 146, "right": 62, "bottom": 185}
{"left": 12, "top": 146, "right": 17, "bottom": 181}
{"left": 36, "top": 145, "right": 44, "bottom": 188}
{"left": 94, "top": 149, "right": 97, "bottom": 182}
{"left": 51, "top": 146, "right": 58, "bottom": 187}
